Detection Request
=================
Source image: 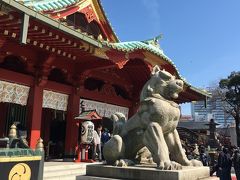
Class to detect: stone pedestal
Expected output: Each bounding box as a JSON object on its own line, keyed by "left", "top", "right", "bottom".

{"left": 86, "top": 164, "right": 210, "bottom": 180}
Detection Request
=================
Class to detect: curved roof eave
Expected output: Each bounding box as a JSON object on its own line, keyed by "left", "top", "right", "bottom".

{"left": 103, "top": 41, "right": 211, "bottom": 98}
{"left": 15, "top": 0, "right": 80, "bottom": 12}
{"left": 17, "top": 0, "right": 119, "bottom": 42}
{"left": 92, "top": 0, "right": 119, "bottom": 42}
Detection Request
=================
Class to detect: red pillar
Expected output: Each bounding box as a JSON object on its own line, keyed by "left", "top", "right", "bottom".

{"left": 27, "top": 85, "right": 43, "bottom": 149}
{"left": 64, "top": 93, "right": 80, "bottom": 157}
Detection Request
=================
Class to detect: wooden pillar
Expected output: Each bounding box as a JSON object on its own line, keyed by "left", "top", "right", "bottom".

{"left": 27, "top": 85, "right": 43, "bottom": 149}
{"left": 64, "top": 93, "right": 80, "bottom": 157}
{"left": 27, "top": 54, "right": 55, "bottom": 148}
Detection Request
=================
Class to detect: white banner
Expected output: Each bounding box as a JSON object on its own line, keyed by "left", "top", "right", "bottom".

{"left": 42, "top": 90, "right": 69, "bottom": 111}
{"left": 80, "top": 99, "right": 129, "bottom": 119}
{"left": 0, "top": 80, "right": 30, "bottom": 106}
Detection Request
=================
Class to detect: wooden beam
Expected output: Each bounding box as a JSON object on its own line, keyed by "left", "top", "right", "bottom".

{"left": 0, "top": 68, "right": 34, "bottom": 86}
{"left": 20, "top": 13, "right": 29, "bottom": 44}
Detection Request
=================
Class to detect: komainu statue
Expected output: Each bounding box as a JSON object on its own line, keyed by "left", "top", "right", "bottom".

{"left": 103, "top": 65, "right": 202, "bottom": 170}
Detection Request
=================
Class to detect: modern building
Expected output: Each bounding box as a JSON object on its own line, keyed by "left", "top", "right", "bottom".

{"left": 0, "top": 0, "right": 209, "bottom": 159}
{"left": 191, "top": 90, "right": 234, "bottom": 125}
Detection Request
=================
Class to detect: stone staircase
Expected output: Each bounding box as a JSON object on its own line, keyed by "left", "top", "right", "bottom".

{"left": 44, "top": 162, "right": 92, "bottom": 180}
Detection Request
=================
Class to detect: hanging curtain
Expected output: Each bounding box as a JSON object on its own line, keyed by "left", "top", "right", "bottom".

{"left": 42, "top": 90, "right": 69, "bottom": 111}
{"left": 104, "top": 103, "right": 129, "bottom": 119}
{"left": 0, "top": 80, "right": 30, "bottom": 106}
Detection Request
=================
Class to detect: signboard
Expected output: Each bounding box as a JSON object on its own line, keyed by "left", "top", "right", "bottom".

{"left": 0, "top": 156, "right": 42, "bottom": 180}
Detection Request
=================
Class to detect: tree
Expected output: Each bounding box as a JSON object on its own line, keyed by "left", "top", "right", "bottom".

{"left": 219, "top": 71, "right": 240, "bottom": 147}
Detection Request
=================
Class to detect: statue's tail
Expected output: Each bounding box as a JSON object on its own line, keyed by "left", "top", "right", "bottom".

{"left": 111, "top": 112, "right": 127, "bottom": 135}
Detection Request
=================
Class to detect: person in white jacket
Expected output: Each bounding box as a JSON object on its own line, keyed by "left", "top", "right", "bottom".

{"left": 92, "top": 125, "right": 102, "bottom": 161}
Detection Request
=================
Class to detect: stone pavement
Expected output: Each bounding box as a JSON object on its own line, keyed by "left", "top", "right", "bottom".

{"left": 44, "top": 161, "right": 237, "bottom": 180}
{"left": 201, "top": 174, "right": 237, "bottom": 180}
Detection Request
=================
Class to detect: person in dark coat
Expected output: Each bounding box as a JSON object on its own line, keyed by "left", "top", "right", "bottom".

{"left": 217, "top": 147, "right": 232, "bottom": 180}
{"left": 199, "top": 148, "right": 210, "bottom": 166}
{"left": 101, "top": 128, "right": 111, "bottom": 160}
{"left": 233, "top": 148, "right": 240, "bottom": 180}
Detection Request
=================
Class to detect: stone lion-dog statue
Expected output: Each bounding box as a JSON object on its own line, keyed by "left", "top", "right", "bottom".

{"left": 103, "top": 65, "right": 202, "bottom": 170}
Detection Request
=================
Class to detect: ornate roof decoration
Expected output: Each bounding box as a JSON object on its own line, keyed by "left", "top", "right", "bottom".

{"left": 143, "top": 34, "right": 163, "bottom": 49}
{"left": 75, "top": 110, "right": 102, "bottom": 120}
{"left": 103, "top": 39, "right": 210, "bottom": 97}
{"left": 103, "top": 40, "right": 171, "bottom": 72}
{"left": 15, "top": 0, "right": 119, "bottom": 42}
{"left": 94, "top": 0, "right": 119, "bottom": 42}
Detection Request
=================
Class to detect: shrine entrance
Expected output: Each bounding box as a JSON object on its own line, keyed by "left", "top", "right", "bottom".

{"left": 41, "top": 108, "right": 66, "bottom": 159}
{"left": 41, "top": 90, "right": 69, "bottom": 160}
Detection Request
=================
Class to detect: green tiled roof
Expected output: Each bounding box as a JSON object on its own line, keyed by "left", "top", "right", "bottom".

{"left": 103, "top": 40, "right": 211, "bottom": 97}
{"left": 103, "top": 40, "right": 181, "bottom": 78}
{"left": 16, "top": 0, "right": 79, "bottom": 11}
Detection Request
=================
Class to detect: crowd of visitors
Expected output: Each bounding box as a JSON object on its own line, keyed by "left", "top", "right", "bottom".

{"left": 89, "top": 123, "right": 240, "bottom": 180}
{"left": 184, "top": 143, "right": 240, "bottom": 180}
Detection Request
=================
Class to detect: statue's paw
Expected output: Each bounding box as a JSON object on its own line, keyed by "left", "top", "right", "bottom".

{"left": 158, "top": 161, "right": 182, "bottom": 170}
{"left": 189, "top": 159, "right": 203, "bottom": 167}
{"left": 114, "top": 159, "right": 135, "bottom": 167}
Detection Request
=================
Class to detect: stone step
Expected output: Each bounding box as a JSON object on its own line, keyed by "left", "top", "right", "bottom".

{"left": 76, "top": 176, "right": 122, "bottom": 180}
{"left": 44, "top": 167, "right": 86, "bottom": 178}
{"left": 43, "top": 162, "right": 102, "bottom": 180}
{"left": 44, "top": 173, "right": 84, "bottom": 180}
{"left": 45, "top": 175, "right": 121, "bottom": 180}
{"left": 44, "top": 163, "right": 87, "bottom": 172}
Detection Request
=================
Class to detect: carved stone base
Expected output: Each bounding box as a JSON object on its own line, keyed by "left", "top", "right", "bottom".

{"left": 86, "top": 164, "right": 210, "bottom": 180}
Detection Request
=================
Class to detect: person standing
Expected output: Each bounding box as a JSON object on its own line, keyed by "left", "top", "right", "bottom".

{"left": 217, "top": 147, "right": 232, "bottom": 180}
{"left": 233, "top": 148, "right": 240, "bottom": 180}
{"left": 92, "top": 124, "right": 102, "bottom": 161}
{"left": 101, "top": 128, "right": 111, "bottom": 160}
{"left": 199, "top": 148, "right": 209, "bottom": 166}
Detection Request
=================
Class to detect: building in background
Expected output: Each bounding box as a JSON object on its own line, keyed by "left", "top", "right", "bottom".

{"left": 191, "top": 89, "right": 235, "bottom": 126}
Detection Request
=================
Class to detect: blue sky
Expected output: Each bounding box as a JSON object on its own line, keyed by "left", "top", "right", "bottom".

{"left": 101, "top": 0, "right": 240, "bottom": 114}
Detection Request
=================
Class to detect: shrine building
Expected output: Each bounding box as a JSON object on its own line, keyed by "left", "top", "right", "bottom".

{"left": 0, "top": 0, "right": 209, "bottom": 158}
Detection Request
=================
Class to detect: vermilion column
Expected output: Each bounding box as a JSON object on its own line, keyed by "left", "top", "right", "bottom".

{"left": 64, "top": 93, "right": 80, "bottom": 157}
{"left": 27, "top": 85, "right": 43, "bottom": 148}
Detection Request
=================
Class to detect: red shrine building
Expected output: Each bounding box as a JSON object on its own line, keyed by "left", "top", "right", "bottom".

{"left": 0, "top": 0, "right": 209, "bottom": 158}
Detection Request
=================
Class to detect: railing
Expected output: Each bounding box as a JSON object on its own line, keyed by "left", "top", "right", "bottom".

{"left": 0, "top": 137, "right": 9, "bottom": 148}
